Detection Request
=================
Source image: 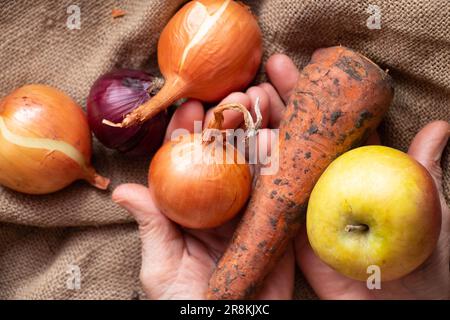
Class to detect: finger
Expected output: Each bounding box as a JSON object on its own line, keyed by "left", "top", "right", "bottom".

{"left": 405, "top": 121, "right": 450, "bottom": 299}
{"left": 408, "top": 121, "right": 450, "bottom": 239}
{"left": 246, "top": 86, "right": 270, "bottom": 129}
{"left": 113, "top": 184, "right": 185, "bottom": 298}
{"left": 265, "top": 54, "right": 300, "bottom": 103}
{"left": 295, "top": 226, "right": 372, "bottom": 299}
{"left": 254, "top": 128, "right": 276, "bottom": 161}
{"left": 257, "top": 128, "right": 276, "bottom": 156}
{"left": 165, "top": 99, "right": 205, "bottom": 141}
{"left": 365, "top": 132, "right": 381, "bottom": 145}
{"left": 407, "top": 121, "right": 450, "bottom": 191}
{"left": 204, "top": 92, "right": 251, "bottom": 130}
{"left": 112, "top": 183, "right": 182, "bottom": 257}
{"left": 257, "top": 243, "right": 295, "bottom": 300}
{"left": 248, "top": 129, "right": 276, "bottom": 180}
{"left": 259, "top": 82, "right": 286, "bottom": 128}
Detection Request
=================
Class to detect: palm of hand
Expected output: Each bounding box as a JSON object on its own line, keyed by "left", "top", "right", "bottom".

{"left": 113, "top": 86, "right": 294, "bottom": 300}
{"left": 296, "top": 114, "right": 450, "bottom": 300}
{"left": 137, "top": 216, "right": 293, "bottom": 299}
{"left": 114, "top": 54, "right": 449, "bottom": 300}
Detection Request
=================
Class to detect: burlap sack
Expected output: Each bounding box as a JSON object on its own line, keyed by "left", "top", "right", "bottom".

{"left": 0, "top": 0, "right": 448, "bottom": 299}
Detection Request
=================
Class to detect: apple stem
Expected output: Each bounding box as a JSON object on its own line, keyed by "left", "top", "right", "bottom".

{"left": 345, "top": 224, "right": 369, "bottom": 232}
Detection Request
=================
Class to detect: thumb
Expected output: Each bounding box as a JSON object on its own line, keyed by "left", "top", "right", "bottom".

{"left": 112, "top": 184, "right": 183, "bottom": 276}
{"left": 407, "top": 121, "right": 450, "bottom": 193}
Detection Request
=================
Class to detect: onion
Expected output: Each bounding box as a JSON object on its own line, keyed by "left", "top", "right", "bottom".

{"left": 0, "top": 84, "right": 109, "bottom": 194}
{"left": 87, "top": 69, "right": 169, "bottom": 156}
{"left": 149, "top": 103, "right": 262, "bottom": 229}
{"left": 106, "top": 0, "right": 262, "bottom": 128}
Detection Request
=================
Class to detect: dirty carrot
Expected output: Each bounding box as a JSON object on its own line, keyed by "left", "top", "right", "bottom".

{"left": 207, "top": 46, "right": 394, "bottom": 299}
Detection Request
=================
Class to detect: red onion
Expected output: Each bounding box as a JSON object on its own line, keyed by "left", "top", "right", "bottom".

{"left": 87, "top": 69, "right": 169, "bottom": 156}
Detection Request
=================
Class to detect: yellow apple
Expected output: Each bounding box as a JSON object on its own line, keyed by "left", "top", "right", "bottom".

{"left": 306, "top": 145, "right": 441, "bottom": 281}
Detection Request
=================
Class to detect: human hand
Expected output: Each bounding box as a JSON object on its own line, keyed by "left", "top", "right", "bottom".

{"left": 112, "top": 89, "right": 295, "bottom": 299}
{"left": 296, "top": 120, "right": 449, "bottom": 299}
{"left": 261, "top": 53, "right": 449, "bottom": 299}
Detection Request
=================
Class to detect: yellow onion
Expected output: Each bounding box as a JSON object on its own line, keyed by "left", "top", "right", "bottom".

{"left": 149, "top": 103, "right": 261, "bottom": 229}
{"left": 106, "top": 0, "right": 262, "bottom": 128}
{"left": 0, "top": 84, "right": 109, "bottom": 194}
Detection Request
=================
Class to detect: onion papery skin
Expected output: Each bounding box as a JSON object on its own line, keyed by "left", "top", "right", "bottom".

{"left": 0, "top": 84, "right": 109, "bottom": 194}
{"left": 149, "top": 133, "right": 252, "bottom": 229}
{"left": 87, "top": 69, "right": 169, "bottom": 156}
{"left": 158, "top": 0, "right": 263, "bottom": 102}
{"left": 116, "top": 0, "right": 263, "bottom": 128}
